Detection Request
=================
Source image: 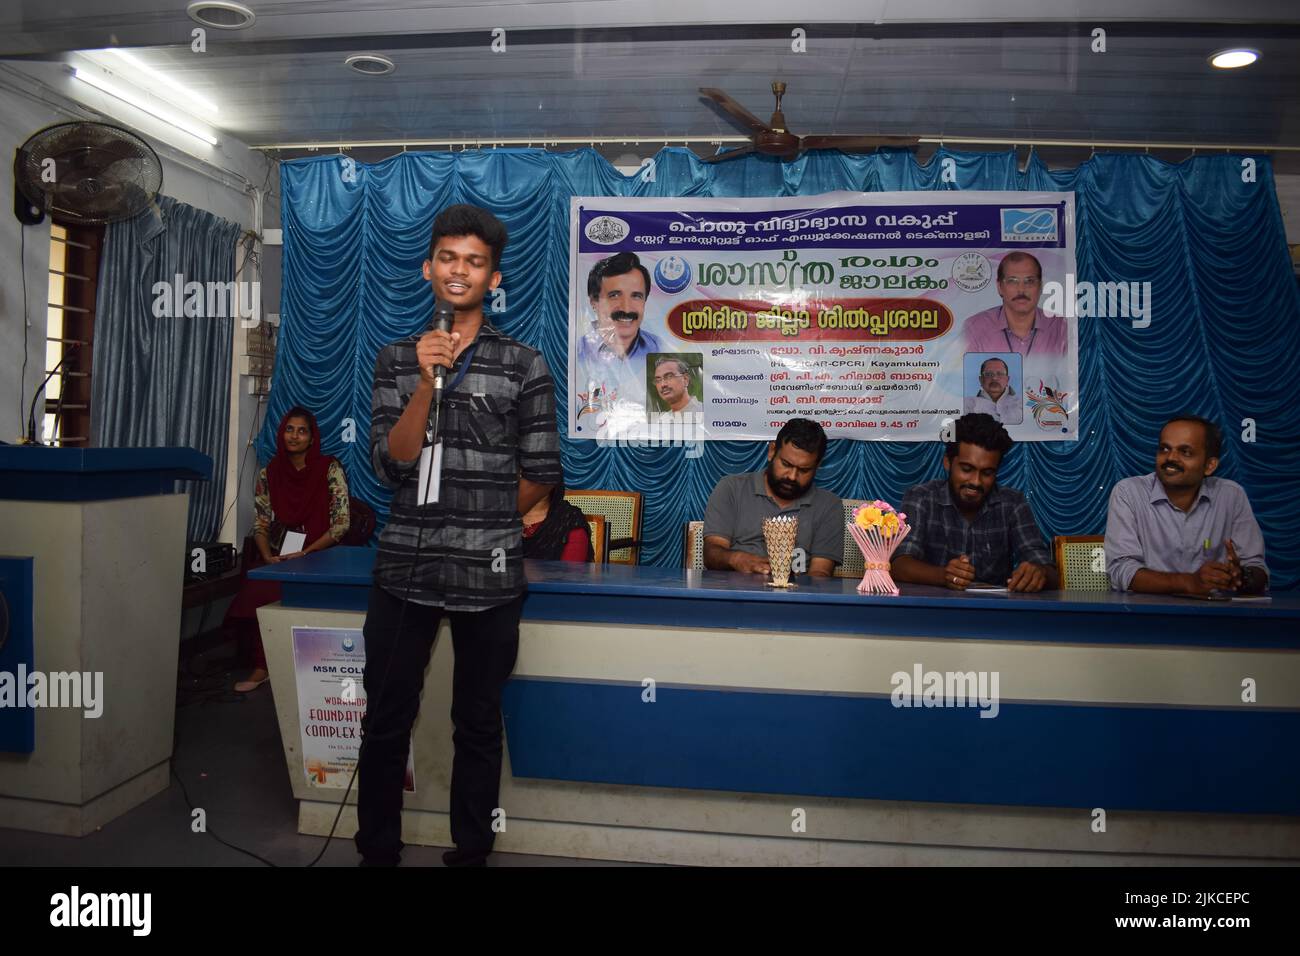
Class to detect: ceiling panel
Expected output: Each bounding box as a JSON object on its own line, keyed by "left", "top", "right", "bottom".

{"left": 4, "top": 5, "right": 1296, "bottom": 154}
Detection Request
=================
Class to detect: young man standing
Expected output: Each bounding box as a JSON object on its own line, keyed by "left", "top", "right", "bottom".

{"left": 358, "top": 204, "right": 561, "bottom": 867}
{"left": 892, "top": 413, "right": 1058, "bottom": 592}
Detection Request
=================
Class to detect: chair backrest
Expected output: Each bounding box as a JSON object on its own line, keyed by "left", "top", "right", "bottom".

{"left": 563, "top": 489, "right": 643, "bottom": 564}
{"left": 584, "top": 514, "right": 609, "bottom": 565}
{"left": 836, "top": 499, "right": 866, "bottom": 578}
{"left": 683, "top": 520, "right": 704, "bottom": 570}
{"left": 341, "top": 497, "right": 377, "bottom": 546}
{"left": 1054, "top": 535, "right": 1109, "bottom": 590}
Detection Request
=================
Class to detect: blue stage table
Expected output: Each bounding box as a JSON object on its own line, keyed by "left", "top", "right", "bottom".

{"left": 252, "top": 548, "right": 1300, "bottom": 864}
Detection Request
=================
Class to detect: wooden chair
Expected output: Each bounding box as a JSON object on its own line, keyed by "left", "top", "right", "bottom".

{"left": 563, "top": 489, "right": 643, "bottom": 565}
{"left": 683, "top": 520, "right": 705, "bottom": 570}
{"left": 585, "top": 514, "right": 610, "bottom": 565}
{"left": 1053, "top": 535, "right": 1109, "bottom": 591}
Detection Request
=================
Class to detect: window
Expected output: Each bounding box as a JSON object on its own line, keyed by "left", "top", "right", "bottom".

{"left": 45, "top": 222, "right": 103, "bottom": 445}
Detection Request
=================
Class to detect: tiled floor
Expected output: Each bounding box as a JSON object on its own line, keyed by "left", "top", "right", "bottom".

{"left": 0, "top": 641, "right": 639, "bottom": 867}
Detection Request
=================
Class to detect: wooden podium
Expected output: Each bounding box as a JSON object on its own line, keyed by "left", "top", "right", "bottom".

{"left": 0, "top": 447, "right": 210, "bottom": 835}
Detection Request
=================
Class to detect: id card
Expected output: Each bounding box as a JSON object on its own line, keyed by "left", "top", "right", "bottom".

{"left": 416, "top": 441, "right": 444, "bottom": 505}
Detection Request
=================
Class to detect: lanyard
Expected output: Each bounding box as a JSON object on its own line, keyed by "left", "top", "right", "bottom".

{"left": 1003, "top": 325, "right": 1037, "bottom": 357}
{"left": 445, "top": 341, "right": 479, "bottom": 394}
{"left": 424, "top": 341, "right": 479, "bottom": 444}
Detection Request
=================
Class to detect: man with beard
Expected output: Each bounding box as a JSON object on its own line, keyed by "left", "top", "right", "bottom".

{"left": 962, "top": 252, "right": 1067, "bottom": 357}
{"left": 962, "top": 356, "right": 1022, "bottom": 424}
{"left": 892, "top": 413, "right": 1057, "bottom": 591}
{"left": 703, "top": 418, "right": 842, "bottom": 577}
{"left": 1104, "top": 415, "right": 1268, "bottom": 595}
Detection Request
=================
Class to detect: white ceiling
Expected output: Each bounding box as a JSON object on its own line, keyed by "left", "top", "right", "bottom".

{"left": 3, "top": 1, "right": 1298, "bottom": 155}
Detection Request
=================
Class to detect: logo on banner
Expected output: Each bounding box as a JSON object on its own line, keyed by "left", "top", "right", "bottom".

{"left": 342, "top": 637, "right": 355, "bottom": 652}
{"left": 574, "top": 385, "right": 612, "bottom": 432}
{"left": 951, "top": 252, "right": 991, "bottom": 293}
{"left": 654, "top": 255, "right": 692, "bottom": 294}
{"left": 1000, "top": 207, "right": 1058, "bottom": 243}
{"left": 1026, "top": 379, "right": 1070, "bottom": 431}
{"left": 585, "top": 215, "right": 629, "bottom": 245}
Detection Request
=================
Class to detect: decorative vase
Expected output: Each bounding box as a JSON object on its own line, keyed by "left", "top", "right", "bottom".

{"left": 849, "top": 522, "right": 911, "bottom": 596}
{"left": 763, "top": 515, "right": 799, "bottom": 588}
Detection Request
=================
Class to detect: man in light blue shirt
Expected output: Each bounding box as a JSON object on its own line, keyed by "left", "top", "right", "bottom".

{"left": 576, "top": 252, "right": 663, "bottom": 435}
{"left": 1104, "top": 415, "right": 1268, "bottom": 595}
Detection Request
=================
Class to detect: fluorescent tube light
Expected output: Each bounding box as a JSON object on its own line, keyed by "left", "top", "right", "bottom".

{"left": 100, "top": 48, "right": 220, "bottom": 115}
{"left": 72, "top": 67, "right": 220, "bottom": 146}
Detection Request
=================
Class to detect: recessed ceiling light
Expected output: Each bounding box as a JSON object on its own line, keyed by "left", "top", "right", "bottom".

{"left": 186, "top": 2, "right": 256, "bottom": 30}
{"left": 1209, "top": 48, "right": 1259, "bottom": 69}
{"left": 345, "top": 54, "right": 395, "bottom": 76}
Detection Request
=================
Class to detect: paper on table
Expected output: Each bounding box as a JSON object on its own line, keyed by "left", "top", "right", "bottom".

{"left": 280, "top": 530, "right": 306, "bottom": 555}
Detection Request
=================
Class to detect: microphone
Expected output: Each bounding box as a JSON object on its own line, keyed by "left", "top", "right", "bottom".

{"left": 429, "top": 298, "right": 455, "bottom": 393}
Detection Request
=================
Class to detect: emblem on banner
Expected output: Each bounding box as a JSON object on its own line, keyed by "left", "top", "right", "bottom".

{"left": 342, "top": 637, "right": 355, "bottom": 652}
{"left": 654, "top": 255, "right": 692, "bottom": 294}
{"left": 1026, "top": 380, "right": 1070, "bottom": 431}
{"left": 951, "top": 252, "right": 991, "bottom": 292}
{"left": 584, "top": 215, "right": 629, "bottom": 245}
{"left": 1000, "top": 207, "right": 1058, "bottom": 243}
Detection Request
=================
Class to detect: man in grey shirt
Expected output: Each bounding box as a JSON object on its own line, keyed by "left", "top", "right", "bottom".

{"left": 703, "top": 418, "right": 843, "bottom": 577}
{"left": 1104, "top": 415, "right": 1268, "bottom": 595}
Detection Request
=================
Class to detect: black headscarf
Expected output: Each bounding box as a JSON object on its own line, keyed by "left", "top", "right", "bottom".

{"left": 523, "top": 483, "right": 594, "bottom": 562}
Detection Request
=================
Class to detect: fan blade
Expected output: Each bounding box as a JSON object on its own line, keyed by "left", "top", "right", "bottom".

{"left": 799, "top": 134, "right": 920, "bottom": 151}
{"left": 702, "top": 144, "right": 757, "bottom": 164}
{"left": 698, "top": 88, "right": 770, "bottom": 135}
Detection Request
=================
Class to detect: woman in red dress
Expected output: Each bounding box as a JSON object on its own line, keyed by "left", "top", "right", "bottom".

{"left": 225, "top": 406, "right": 350, "bottom": 692}
{"left": 520, "top": 483, "right": 592, "bottom": 562}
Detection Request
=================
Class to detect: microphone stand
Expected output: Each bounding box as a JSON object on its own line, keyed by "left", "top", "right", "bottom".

{"left": 23, "top": 342, "right": 81, "bottom": 445}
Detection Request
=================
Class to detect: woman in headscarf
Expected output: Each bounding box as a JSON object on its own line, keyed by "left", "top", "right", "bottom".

{"left": 521, "top": 482, "right": 593, "bottom": 562}
{"left": 225, "top": 406, "right": 351, "bottom": 692}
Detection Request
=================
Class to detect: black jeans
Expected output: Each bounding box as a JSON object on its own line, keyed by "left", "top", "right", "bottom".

{"left": 354, "top": 583, "right": 522, "bottom": 865}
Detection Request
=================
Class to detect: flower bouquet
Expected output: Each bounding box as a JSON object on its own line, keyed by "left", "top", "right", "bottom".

{"left": 848, "top": 500, "right": 911, "bottom": 595}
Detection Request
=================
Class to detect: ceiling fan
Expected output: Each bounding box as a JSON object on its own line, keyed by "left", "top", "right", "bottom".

{"left": 699, "top": 81, "right": 919, "bottom": 163}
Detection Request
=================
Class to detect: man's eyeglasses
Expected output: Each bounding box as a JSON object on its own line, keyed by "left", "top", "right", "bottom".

{"left": 999, "top": 276, "right": 1041, "bottom": 289}
{"left": 653, "top": 372, "right": 685, "bottom": 385}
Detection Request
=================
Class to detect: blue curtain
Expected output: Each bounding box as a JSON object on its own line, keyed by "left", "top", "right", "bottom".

{"left": 93, "top": 194, "right": 242, "bottom": 541}
{"left": 266, "top": 148, "right": 1300, "bottom": 589}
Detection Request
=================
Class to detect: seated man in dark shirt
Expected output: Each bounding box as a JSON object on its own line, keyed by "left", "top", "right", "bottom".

{"left": 703, "top": 417, "right": 843, "bottom": 577}
{"left": 892, "top": 413, "right": 1058, "bottom": 592}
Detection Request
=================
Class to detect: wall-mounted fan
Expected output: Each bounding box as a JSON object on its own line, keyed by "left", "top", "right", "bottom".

{"left": 699, "top": 81, "right": 920, "bottom": 163}
{"left": 13, "top": 121, "right": 162, "bottom": 225}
